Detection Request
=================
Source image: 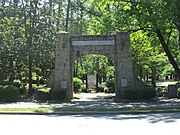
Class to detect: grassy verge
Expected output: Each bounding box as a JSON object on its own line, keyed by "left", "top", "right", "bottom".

{"left": 0, "top": 108, "right": 52, "bottom": 113}
{"left": 1, "top": 106, "right": 180, "bottom": 114}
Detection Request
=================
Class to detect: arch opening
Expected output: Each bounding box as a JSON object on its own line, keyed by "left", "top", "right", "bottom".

{"left": 72, "top": 54, "right": 115, "bottom": 100}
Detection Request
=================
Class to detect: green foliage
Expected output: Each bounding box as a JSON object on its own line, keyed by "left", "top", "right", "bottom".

{"left": 34, "top": 88, "right": 51, "bottom": 101}
{"left": 0, "top": 85, "right": 4, "bottom": 97}
{"left": 131, "top": 31, "right": 167, "bottom": 79}
{"left": 156, "top": 87, "right": 168, "bottom": 97}
{"left": 51, "top": 89, "right": 67, "bottom": 100}
{"left": 106, "top": 79, "right": 115, "bottom": 88}
{"left": 0, "top": 81, "right": 25, "bottom": 94}
{"left": 0, "top": 0, "right": 179, "bottom": 95}
{"left": 122, "top": 87, "right": 156, "bottom": 100}
{"left": 96, "top": 86, "right": 105, "bottom": 93}
{"left": 74, "top": 54, "right": 112, "bottom": 78}
{"left": 178, "top": 88, "right": 180, "bottom": 98}
{"left": 88, "top": 0, "right": 180, "bottom": 81}
{"left": 73, "top": 77, "right": 83, "bottom": 93}
{"left": 81, "top": 87, "right": 88, "bottom": 93}
{"left": 105, "top": 79, "right": 115, "bottom": 93}
{"left": 0, "top": 85, "right": 20, "bottom": 102}
{"left": 106, "top": 66, "right": 115, "bottom": 79}
{"left": 0, "top": 81, "right": 21, "bottom": 88}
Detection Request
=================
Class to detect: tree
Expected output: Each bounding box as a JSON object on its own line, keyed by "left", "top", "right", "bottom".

{"left": 0, "top": 0, "right": 57, "bottom": 94}
{"left": 87, "top": 0, "right": 180, "bottom": 80}
{"left": 0, "top": 1, "right": 25, "bottom": 82}
{"left": 125, "top": 0, "right": 180, "bottom": 79}
{"left": 73, "top": 54, "right": 114, "bottom": 86}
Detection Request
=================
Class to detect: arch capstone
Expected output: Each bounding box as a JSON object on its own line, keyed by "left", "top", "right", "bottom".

{"left": 52, "top": 32, "right": 138, "bottom": 100}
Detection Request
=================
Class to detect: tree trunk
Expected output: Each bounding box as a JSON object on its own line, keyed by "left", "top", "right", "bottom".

{"left": 86, "top": 74, "right": 88, "bottom": 91}
{"left": 99, "top": 71, "right": 102, "bottom": 84}
{"left": 156, "top": 29, "right": 180, "bottom": 79}
{"left": 139, "top": 65, "right": 143, "bottom": 80}
{"left": 151, "top": 66, "right": 156, "bottom": 87}
{"left": 65, "top": 0, "right": 71, "bottom": 32}
{"left": 96, "top": 73, "right": 98, "bottom": 89}
{"left": 18, "top": 71, "right": 22, "bottom": 82}
{"left": 174, "top": 22, "right": 180, "bottom": 49}
{"left": 0, "top": 58, "right": 5, "bottom": 81}
{"left": 28, "top": 55, "right": 33, "bottom": 96}
{"left": 36, "top": 75, "right": 39, "bottom": 86}
{"left": 96, "top": 57, "right": 99, "bottom": 89}
{"left": 146, "top": 74, "right": 149, "bottom": 82}
{"left": 9, "top": 58, "right": 14, "bottom": 83}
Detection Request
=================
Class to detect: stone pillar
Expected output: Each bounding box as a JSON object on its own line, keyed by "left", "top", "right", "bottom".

{"left": 168, "top": 84, "right": 180, "bottom": 98}
{"left": 53, "top": 32, "right": 73, "bottom": 100}
{"left": 115, "top": 32, "right": 135, "bottom": 99}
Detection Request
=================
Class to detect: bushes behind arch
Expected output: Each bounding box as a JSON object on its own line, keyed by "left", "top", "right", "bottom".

{"left": 0, "top": 85, "right": 20, "bottom": 102}
{"left": 122, "top": 87, "right": 156, "bottom": 100}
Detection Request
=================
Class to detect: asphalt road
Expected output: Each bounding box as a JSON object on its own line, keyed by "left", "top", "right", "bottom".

{"left": 1, "top": 113, "right": 180, "bottom": 135}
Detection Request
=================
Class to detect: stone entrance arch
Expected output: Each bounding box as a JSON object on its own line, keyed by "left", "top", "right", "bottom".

{"left": 53, "top": 32, "right": 137, "bottom": 100}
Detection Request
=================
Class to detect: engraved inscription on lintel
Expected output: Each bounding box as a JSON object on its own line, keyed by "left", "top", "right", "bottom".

{"left": 72, "top": 40, "right": 115, "bottom": 46}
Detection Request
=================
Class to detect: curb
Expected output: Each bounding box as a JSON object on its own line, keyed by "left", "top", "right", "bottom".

{"left": 1, "top": 110, "right": 180, "bottom": 115}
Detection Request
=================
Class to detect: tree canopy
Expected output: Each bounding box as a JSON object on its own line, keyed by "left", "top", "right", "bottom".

{"left": 0, "top": 0, "right": 179, "bottom": 94}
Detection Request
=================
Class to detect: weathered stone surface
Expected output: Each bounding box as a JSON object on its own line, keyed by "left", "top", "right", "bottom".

{"left": 53, "top": 32, "right": 73, "bottom": 99}
{"left": 52, "top": 31, "right": 138, "bottom": 100}
{"left": 168, "top": 84, "right": 180, "bottom": 98}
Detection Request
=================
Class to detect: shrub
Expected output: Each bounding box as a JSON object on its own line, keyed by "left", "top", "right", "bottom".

{"left": 0, "top": 81, "right": 21, "bottom": 88}
{"left": 105, "top": 79, "right": 115, "bottom": 93}
{"left": 122, "top": 87, "right": 156, "bottom": 100}
{"left": 81, "top": 87, "right": 88, "bottom": 93}
{"left": 178, "top": 88, "right": 180, "bottom": 98}
{"left": 0, "top": 85, "right": 4, "bottom": 101}
{"left": 96, "top": 86, "right": 104, "bottom": 92}
{"left": 105, "top": 87, "right": 115, "bottom": 94}
{"left": 34, "top": 88, "right": 51, "bottom": 101}
{"left": 139, "top": 88, "right": 156, "bottom": 100}
{"left": 51, "top": 88, "right": 67, "bottom": 100}
{"left": 39, "top": 78, "right": 46, "bottom": 84}
{"left": 73, "top": 77, "right": 83, "bottom": 93}
{"left": 156, "top": 87, "right": 168, "bottom": 97}
{"left": 0, "top": 85, "right": 20, "bottom": 102}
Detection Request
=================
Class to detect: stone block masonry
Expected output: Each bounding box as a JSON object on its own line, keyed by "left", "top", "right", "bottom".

{"left": 53, "top": 32, "right": 137, "bottom": 100}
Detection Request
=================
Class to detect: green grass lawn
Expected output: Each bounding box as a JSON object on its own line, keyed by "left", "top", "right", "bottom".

{"left": 1, "top": 106, "right": 180, "bottom": 114}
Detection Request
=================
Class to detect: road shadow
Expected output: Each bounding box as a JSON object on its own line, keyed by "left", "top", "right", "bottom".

{"left": 45, "top": 112, "right": 180, "bottom": 123}
{"left": 42, "top": 93, "right": 180, "bottom": 123}
{"left": 33, "top": 93, "right": 180, "bottom": 123}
